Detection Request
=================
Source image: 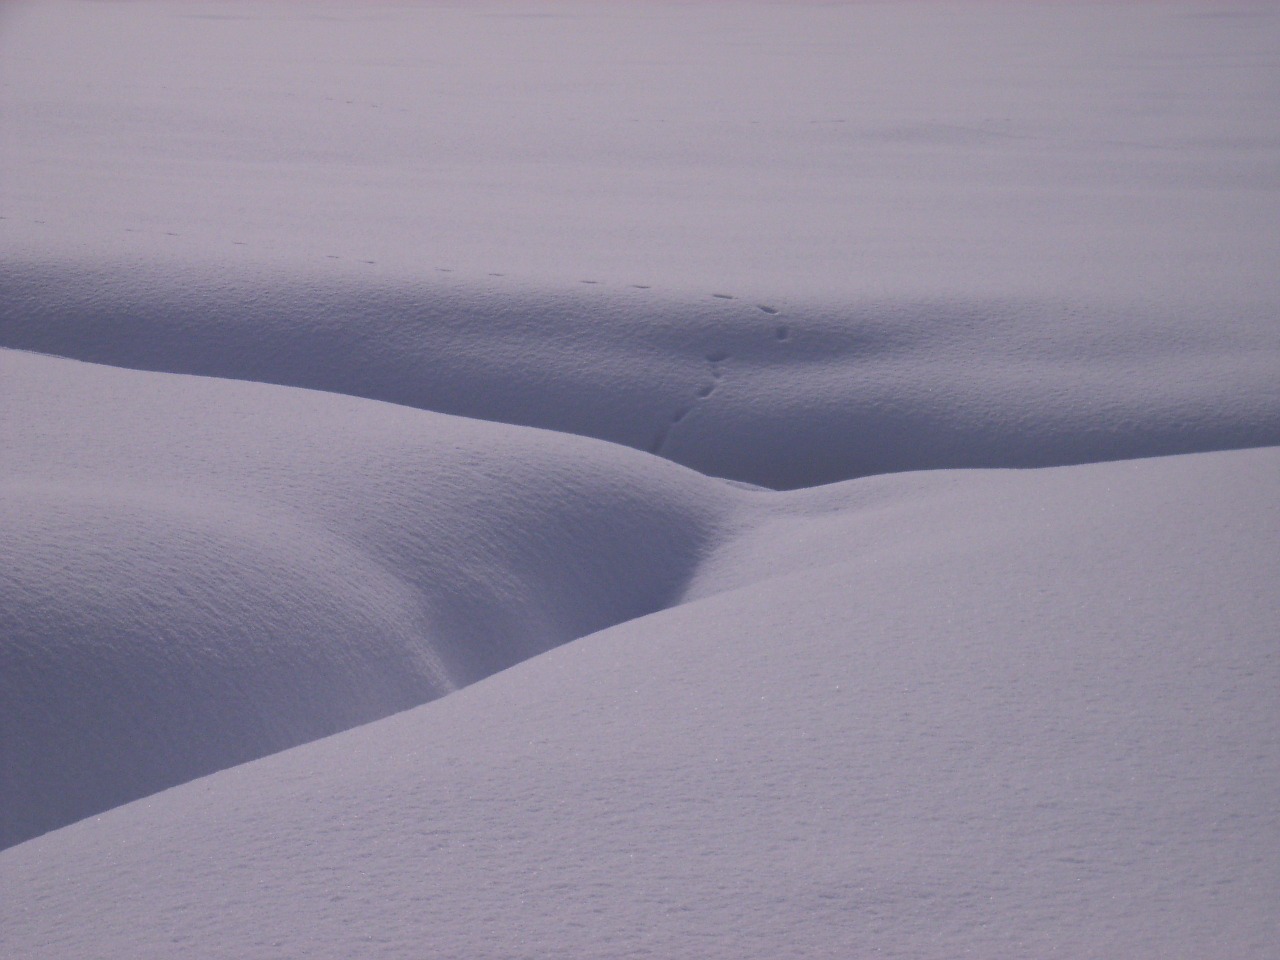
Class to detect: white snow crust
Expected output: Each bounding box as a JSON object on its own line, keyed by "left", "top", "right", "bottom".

{"left": 2, "top": 1, "right": 1278, "bottom": 957}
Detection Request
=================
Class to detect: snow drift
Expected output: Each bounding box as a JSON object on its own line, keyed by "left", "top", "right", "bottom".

{"left": 3, "top": 446, "right": 1276, "bottom": 958}
{"left": 0, "top": 348, "right": 732, "bottom": 849}
{"left": 2, "top": 0, "right": 1278, "bottom": 956}
{"left": 3, "top": 259, "right": 1278, "bottom": 488}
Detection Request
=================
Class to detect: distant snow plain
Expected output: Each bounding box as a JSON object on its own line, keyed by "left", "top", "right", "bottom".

{"left": 2, "top": 1, "right": 1278, "bottom": 957}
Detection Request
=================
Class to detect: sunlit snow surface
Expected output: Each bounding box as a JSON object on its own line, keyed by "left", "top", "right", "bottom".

{"left": 2, "top": 1, "right": 1278, "bottom": 957}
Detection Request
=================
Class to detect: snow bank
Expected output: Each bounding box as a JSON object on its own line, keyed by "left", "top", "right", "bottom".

{"left": 4, "top": 259, "right": 1277, "bottom": 488}
{"left": 0, "top": 348, "right": 733, "bottom": 849}
{"left": 4, "top": 0, "right": 1277, "bottom": 306}
{"left": 3, "top": 447, "right": 1276, "bottom": 958}
{"left": 4, "top": 0, "right": 1280, "bottom": 487}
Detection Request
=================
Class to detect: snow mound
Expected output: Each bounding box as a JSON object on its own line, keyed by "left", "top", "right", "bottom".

{"left": 3, "top": 258, "right": 1278, "bottom": 488}
{"left": 3, "top": 447, "right": 1276, "bottom": 958}
{"left": 0, "top": 348, "right": 733, "bottom": 849}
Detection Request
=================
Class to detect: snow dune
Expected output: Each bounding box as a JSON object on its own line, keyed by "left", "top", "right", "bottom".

{"left": 3, "top": 259, "right": 1278, "bottom": 488}
{"left": 3, "top": 444, "right": 1277, "bottom": 958}
{"left": 1, "top": 347, "right": 735, "bottom": 849}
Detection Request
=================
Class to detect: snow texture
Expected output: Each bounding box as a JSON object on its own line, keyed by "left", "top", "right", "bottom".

{"left": 4, "top": 259, "right": 1278, "bottom": 489}
{"left": 2, "top": 1, "right": 1278, "bottom": 957}
{"left": 0, "top": 348, "right": 731, "bottom": 848}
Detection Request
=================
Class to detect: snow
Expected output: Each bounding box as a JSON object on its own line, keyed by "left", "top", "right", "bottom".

{"left": 5, "top": 259, "right": 1278, "bottom": 488}
{"left": 3, "top": 445, "right": 1277, "bottom": 958}
{"left": 0, "top": 347, "right": 733, "bottom": 849}
{"left": 2, "top": 0, "right": 1279, "bottom": 957}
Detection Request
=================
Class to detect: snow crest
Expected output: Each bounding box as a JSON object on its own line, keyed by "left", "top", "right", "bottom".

{"left": 0, "top": 349, "right": 732, "bottom": 848}
{"left": 3, "top": 258, "right": 1278, "bottom": 488}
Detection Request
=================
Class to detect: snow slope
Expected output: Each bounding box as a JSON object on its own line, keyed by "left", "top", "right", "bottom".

{"left": 3, "top": 446, "right": 1277, "bottom": 959}
{"left": 4, "top": 259, "right": 1278, "bottom": 488}
{"left": 4, "top": 0, "right": 1280, "bottom": 487}
{"left": 0, "top": 347, "right": 734, "bottom": 849}
{"left": 2, "top": 0, "right": 1279, "bottom": 957}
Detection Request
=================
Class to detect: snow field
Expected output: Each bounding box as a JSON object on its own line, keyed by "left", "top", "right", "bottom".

{"left": 4, "top": 258, "right": 1278, "bottom": 488}
{"left": 2, "top": 444, "right": 1276, "bottom": 958}
{"left": 2, "top": 0, "right": 1278, "bottom": 956}
{"left": 0, "top": 348, "right": 734, "bottom": 848}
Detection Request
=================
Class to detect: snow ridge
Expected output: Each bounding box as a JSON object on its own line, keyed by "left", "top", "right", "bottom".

{"left": 0, "top": 348, "right": 734, "bottom": 849}
{"left": 4, "top": 257, "right": 1278, "bottom": 489}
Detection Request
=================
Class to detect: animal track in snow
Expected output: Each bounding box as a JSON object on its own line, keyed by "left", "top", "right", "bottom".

{"left": 653, "top": 348, "right": 736, "bottom": 454}
{"left": 64, "top": 222, "right": 798, "bottom": 316}
{"left": 11, "top": 219, "right": 810, "bottom": 467}
{"left": 650, "top": 295, "right": 792, "bottom": 457}
{"left": 23, "top": 221, "right": 802, "bottom": 361}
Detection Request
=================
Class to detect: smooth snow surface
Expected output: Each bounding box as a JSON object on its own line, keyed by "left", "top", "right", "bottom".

{"left": 4, "top": 0, "right": 1279, "bottom": 304}
{"left": 2, "top": 1, "right": 1279, "bottom": 957}
{"left": 3, "top": 448, "right": 1278, "bottom": 958}
{"left": 5, "top": 259, "right": 1278, "bottom": 488}
{"left": 0, "top": 348, "right": 732, "bottom": 849}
